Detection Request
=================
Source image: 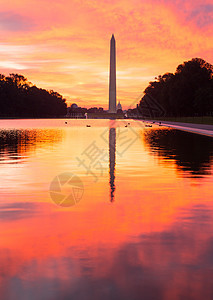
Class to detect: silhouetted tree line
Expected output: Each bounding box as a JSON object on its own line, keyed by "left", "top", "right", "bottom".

{"left": 139, "top": 58, "right": 213, "bottom": 117}
{"left": 0, "top": 74, "right": 67, "bottom": 118}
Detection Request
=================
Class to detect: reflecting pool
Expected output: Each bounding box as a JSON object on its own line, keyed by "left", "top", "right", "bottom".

{"left": 0, "top": 119, "right": 213, "bottom": 300}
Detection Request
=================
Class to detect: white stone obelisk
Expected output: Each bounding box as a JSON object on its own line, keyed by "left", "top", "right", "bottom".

{"left": 109, "top": 34, "right": 116, "bottom": 113}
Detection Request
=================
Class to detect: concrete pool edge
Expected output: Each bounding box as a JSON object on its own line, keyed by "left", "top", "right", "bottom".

{"left": 144, "top": 120, "right": 213, "bottom": 137}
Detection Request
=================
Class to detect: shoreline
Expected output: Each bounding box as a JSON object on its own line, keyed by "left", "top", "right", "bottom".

{"left": 1, "top": 117, "right": 213, "bottom": 137}
{"left": 146, "top": 120, "right": 213, "bottom": 137}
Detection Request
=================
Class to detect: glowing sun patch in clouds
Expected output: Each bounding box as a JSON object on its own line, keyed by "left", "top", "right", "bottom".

{"left": 0, "top": 61, "right": 28, "bottom": 70}
{"left": 0, "top": 0, "right": 213, "bottom": 108}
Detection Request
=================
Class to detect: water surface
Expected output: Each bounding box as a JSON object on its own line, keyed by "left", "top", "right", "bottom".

{"left": 0, "top": 119, "right": 213, "bottom": 300}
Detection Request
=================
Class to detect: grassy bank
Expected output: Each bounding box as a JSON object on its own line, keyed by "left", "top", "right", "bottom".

{"left": 154, "top": 116, "right": 213, "bottom": 125}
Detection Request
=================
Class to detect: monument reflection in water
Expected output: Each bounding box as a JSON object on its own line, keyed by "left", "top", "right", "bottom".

{"left": 109, "top": 127, "right": 116, "bottom": 202}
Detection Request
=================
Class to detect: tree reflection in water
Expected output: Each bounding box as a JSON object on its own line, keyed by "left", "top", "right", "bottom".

{"left": 0, "top": 129, "right": 63, "bottom": 163}
{"left": 143, "top": 128, "right": 213, "bottom": 177}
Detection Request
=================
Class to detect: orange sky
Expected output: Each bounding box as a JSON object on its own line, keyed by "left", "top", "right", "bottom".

{"left": 0, "top": 0, "right": 213, "bottom": 108}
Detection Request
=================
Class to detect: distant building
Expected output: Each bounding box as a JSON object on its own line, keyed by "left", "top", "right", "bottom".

{"left": 88, "top": 107, "right": 98, "bottom": 113}
{"left": 71, "top": 103, "right": 78, "bottom": 110}
{"left": 117, "top": 101, "right": 122, "bottom": 111}
{"left": 67, "top": 103, "right": 86, "bottom": 118}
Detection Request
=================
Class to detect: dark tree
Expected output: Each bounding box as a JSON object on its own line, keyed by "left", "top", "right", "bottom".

{"left": 0, "top": 73, "right": 67, "bottom": 118}
{"left": 139, "top": 58, "right": 213, "bottom": 117}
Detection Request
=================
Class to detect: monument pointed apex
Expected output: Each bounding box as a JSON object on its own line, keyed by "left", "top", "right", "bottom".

{"left": 111, "top": 34, "right": 115, "bottom": 39}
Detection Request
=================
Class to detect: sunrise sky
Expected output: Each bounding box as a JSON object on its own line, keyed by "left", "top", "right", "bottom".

{"left": 0, "top": 0, "right": 213, "bottom": 109}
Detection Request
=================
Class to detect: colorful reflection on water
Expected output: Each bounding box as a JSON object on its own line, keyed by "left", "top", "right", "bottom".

{"left": 0, "top": 119, "right": 213, "bottom": 300}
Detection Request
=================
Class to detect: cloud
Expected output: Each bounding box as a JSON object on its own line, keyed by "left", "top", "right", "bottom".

{"left": 0, "top": 11, "right": 34, "bottom": 32}
{"left": 0, "top": 61, "right": 28, "bottom": 70}
{"left": 188, "top": 4, "right": 213, "bottom": 27}
{"left": 0, "top": 44, "right": 35, "bottom": 54}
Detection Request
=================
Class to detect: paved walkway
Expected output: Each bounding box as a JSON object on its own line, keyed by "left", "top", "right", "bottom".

{"left": 147, "top": 120, "right": 213, "bottom": 137}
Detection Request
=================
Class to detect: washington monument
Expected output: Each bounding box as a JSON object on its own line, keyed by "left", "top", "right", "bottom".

{"left": 109, "top": 34, "right": 116, "bottom": 113}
